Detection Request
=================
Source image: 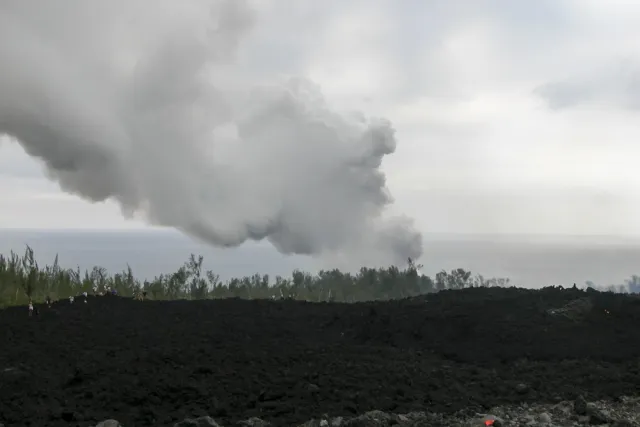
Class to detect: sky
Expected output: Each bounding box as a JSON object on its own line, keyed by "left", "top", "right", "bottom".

{"left": 1, "top": 0, "right": 640, "bottom": 237}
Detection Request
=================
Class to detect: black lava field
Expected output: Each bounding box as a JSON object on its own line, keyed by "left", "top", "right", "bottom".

{"left": 1, "top": 286, "right": 640, "bottom": 426}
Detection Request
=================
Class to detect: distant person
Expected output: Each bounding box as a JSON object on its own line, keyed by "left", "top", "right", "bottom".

{"left": 142, "top": 291, "right": 147, "bottom": 301}
{"left": 69, "top": 296, "right": 74, "bottom": 304}
{"left": 28, "top": 300, "right": 33, "bottom": 317}
{"left": 46, "top": 296, "right": 52, "bottom": 307}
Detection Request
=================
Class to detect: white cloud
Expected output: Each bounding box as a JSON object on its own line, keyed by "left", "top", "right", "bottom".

{"left": 2, "top": 0, "right": 640, "bottom": 239}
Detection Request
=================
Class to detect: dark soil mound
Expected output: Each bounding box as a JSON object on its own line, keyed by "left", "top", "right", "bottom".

{"left": 1, "top": 287, "right": 639, "bottom": 426}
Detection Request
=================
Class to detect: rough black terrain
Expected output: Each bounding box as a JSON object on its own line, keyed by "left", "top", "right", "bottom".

{"left": 1, "top": 286, "right": 640, "bottom": 426}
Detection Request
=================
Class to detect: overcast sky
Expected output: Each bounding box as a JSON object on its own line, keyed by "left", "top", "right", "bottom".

{"left": 1, "top": 0, "right": 640, "bottom": 236}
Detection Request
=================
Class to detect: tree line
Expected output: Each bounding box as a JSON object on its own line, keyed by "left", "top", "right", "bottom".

{"left": 0, "top": 246, "right": 637, "bottom": 307}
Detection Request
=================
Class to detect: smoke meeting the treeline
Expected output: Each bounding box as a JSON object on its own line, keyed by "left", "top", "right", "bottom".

{"left": 0, "top": 0, "right": 423, "bottom": 268}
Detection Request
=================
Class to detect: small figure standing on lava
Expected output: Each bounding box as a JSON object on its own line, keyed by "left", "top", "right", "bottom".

{"left": 46, "top": 295, "right": 52, "bottom": 307}
{"left": 69, "top": 296, "right": 74, "bottom": 304}
{"left": 28, "top": 300, "right": 33, "bottom": 317}
{"left": 82, "top": 291, "right": 88, "bottom": 303}
{"left": 142, "top": 291, "right": 147, "bottom": 301}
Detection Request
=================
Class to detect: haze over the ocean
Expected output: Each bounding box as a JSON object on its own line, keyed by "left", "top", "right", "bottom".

{"left": 1, "top": 229, "right": 639, "bottom": 289}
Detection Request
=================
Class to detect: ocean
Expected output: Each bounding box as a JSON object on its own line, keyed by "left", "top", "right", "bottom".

{"left": 0, "top": 229, "right": 639, "bottom": 289}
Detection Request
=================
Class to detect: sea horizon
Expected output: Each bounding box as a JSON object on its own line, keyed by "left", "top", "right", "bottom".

{"left": 1, "top": 228, "right": 639, "bottom": 289}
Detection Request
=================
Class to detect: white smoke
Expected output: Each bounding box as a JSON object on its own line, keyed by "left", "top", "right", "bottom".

{"left": 0, "top": 0, "right": 423, "bottom": 267}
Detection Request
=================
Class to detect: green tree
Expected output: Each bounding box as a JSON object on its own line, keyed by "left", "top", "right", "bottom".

{"left": 0, "top": 248, "right": 528, "bottom": 307}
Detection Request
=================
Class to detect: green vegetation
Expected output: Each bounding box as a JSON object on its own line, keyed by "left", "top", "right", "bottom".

{"left": 0, "top": 246, "right": 509, "bottom": 307}
{"left": 0, "top": 246, "right": 638, "bottom": 308}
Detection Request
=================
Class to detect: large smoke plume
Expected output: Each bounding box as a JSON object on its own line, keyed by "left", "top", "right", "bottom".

{"left": 0, "top": 0, "right": 423, "bottom": 267}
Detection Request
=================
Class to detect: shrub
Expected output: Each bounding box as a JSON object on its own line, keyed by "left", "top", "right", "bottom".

{"left": 0, "top": 247, "right": 636, "bottom": 307}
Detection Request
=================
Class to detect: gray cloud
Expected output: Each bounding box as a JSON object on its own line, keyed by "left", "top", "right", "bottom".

{"left": 535, "top": 60, "right": 640, "bottom": 111}
{"left": 0, "top": 136, "right": 47, "bottom": 179}
{"left": 534, "top": 81, "right": 595, "bottom": 110}
{"left": 0, "top": 0, "right": 422, "bottom": 267}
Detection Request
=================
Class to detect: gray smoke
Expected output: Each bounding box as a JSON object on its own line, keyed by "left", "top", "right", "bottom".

{"left": 0, "top": 0, "right": 423, "bottom": 267}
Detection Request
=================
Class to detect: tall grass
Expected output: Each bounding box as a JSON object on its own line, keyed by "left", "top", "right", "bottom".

{"left": 0, "top": 246, "right": 637, "bottom": 308}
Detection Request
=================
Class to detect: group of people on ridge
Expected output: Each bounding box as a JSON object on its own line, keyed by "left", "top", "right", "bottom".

{"left": 27, "top": 287, "right": 147, "bottom": 316}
